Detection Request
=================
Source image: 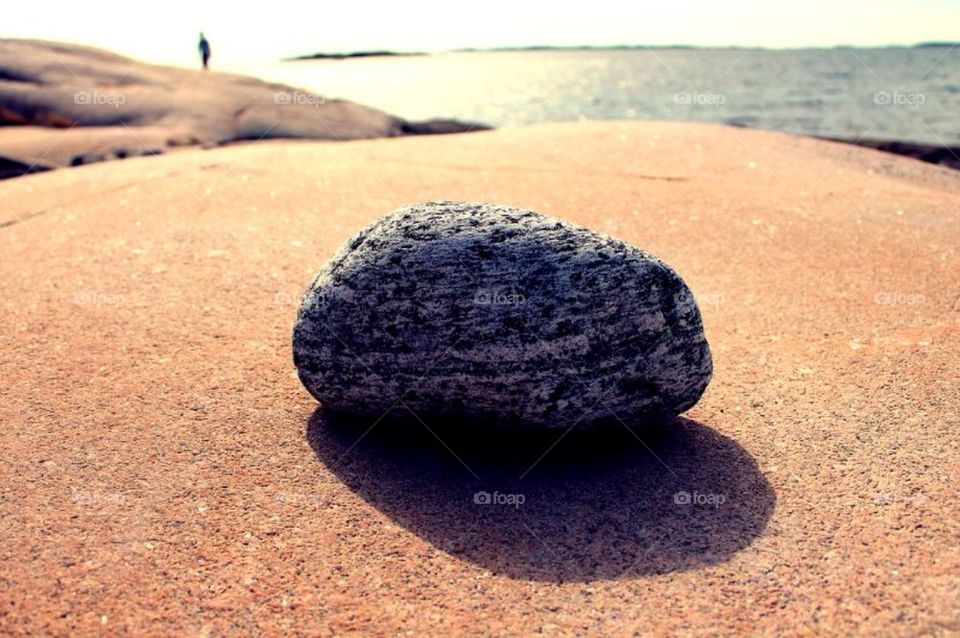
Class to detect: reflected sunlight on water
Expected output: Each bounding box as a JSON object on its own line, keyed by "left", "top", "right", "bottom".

{"left": 240, "top": 47, "right": 959, "bottom": 144}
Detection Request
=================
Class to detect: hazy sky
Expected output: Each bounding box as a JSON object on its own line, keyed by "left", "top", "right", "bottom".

{"left": 6, "top": 0, "right": 959, "bottom": 67}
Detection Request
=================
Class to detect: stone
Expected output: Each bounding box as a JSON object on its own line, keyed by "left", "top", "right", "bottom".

{"left": 293, "top": 201, "right": 712, "bottom": 430}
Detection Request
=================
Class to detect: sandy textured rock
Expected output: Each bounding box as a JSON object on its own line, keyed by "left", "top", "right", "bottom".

{"left": 293, "top": 201, "right": 712, "bottom": 429}
{"left": 1, "top": 121, "right": 958, "bottom": 635}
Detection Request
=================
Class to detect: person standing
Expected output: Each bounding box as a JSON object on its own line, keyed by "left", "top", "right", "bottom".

{"left": 198, "top": 33, "right": 211, "bottom": 70}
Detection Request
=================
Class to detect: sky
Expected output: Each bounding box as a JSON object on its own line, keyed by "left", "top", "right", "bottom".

{"left": 5, "top": 0, "right": 960, "bottom": 68}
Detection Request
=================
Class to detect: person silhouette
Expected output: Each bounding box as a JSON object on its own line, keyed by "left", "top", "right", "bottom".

{"left": 198, "top": 33, "right": 211, "bottom": 70}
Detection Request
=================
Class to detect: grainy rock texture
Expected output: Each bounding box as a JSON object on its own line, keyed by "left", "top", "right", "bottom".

{"left": 293, "top": 201, "right": 712, "bottom": 429}
{"left": 2, "top": 122, "right": 959, "bottom": 634}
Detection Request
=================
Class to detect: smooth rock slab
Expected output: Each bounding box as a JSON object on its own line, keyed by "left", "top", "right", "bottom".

{"left": 293, "top": 201, "right": 712, "bottom": 430}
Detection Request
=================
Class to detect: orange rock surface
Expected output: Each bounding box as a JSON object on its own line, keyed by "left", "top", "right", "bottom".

{"left": 1, "top": 122, "right": 957, "bottom": 635}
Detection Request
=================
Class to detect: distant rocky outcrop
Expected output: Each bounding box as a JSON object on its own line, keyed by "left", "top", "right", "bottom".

{"left": 285, "top": 50, "right": 426, "bottom": 60}
{"left": 828, "top": 137, "right": 960, "bottom": 171}
{"left": 0, "top": 40, "right": 489, "bottom": 177}
{"left": 0, "top": 155, "right": 52, "bottom": 180}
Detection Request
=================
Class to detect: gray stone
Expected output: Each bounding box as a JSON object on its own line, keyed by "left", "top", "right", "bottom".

{"left": 293, "top": 201, "right": 712, "bottom": 430}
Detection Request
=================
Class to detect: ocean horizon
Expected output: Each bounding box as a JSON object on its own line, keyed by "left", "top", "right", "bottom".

{"left": 241, "top": 46, "right": 959, "bottom": 146}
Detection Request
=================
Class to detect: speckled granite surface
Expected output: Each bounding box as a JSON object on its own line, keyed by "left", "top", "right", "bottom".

{"left": 293, "top": 201, "right": 712, "bottom": 429}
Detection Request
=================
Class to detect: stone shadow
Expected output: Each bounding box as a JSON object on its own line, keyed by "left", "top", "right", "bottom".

{"left": 305, "top": 409, "right": 775, "bottom": 582}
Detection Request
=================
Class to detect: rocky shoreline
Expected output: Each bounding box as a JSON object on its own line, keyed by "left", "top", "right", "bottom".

{"left": 1, "top": 39, "right": 956, "bottom": 180}
{"left": 0, "top": 40, "right": 487, "bottom": 179}
{"left": 825, "top": 137, "right": 960, "bottom": 170}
